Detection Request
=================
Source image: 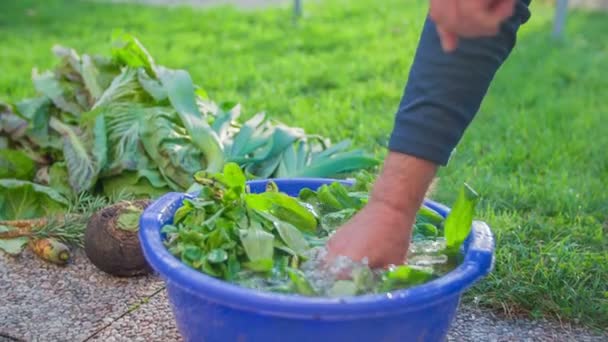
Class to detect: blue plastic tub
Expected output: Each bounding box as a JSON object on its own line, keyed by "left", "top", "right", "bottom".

{"left": 139, "top": 178, "right": 495, "bottom": 342}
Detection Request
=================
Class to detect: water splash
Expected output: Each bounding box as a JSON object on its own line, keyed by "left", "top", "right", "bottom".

{"left": 235, "top": 238, "right": 451, "bottom": 297}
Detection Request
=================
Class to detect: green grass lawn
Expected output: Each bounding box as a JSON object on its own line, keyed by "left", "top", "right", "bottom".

{"left": 1, "top": 0, "right": 606, "bottom": 329}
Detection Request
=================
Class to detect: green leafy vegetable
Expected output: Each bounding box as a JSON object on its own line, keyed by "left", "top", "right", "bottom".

{"left": 379, "top": 265, "right": 435, "bottom": 292}
{"left": 157, "top": 67, "right": 224, "bottom": 174}
{"left": 0, "top": 179, "right": 69, "bottom": 220}
{"left": 245, "top": 191, "right": 317, "bottom": 233}
{"left": 413, "top": 223, "right": 439, "bottom": 240}
{"left": 163, "top": 164, "right": 474, "bottom": 298}
{"left": 207, "top": 249, "right": 228, "bottom": 264}
{"left": 417, "top": 206, "right": 445, "bottom": 227}
{"left": 0, "top": 237, "right": 29, "bottom": 255}
{"left": 102, "top": 170, "right": 170, "bottom": 199}
{"left": 140, "top": 106, "right": 205, "bottom": 190}
{"left": 111, "top": 30, "right": 157, "bottom": 77}
{"left": 49, "top": 116, "right": 107, "bottom": 193}
{"left": 273, "top": 220, "right": 309, "bottom": 256}
{"left": 287, "top": 268, "right": 316, "bottom": 296}
{"left": 92, "top": 67, "right": 142, "bottom": 110}
{"left": 240, "top": 224, "right": 275, "bottom": 268}
{"left": 14, "top": 97, "right": 53, "bottom": 147}
{"left": 81, "top": 54, "right": 104, "bottom": 101}
{"left": 32, "top": 69, "right": 83, "bottom": 116}
{"left": 444, "top": 183, "right": 480, "bottom": 252}
{"left": 0, "top": 149, "right": 36, "bottom": 180}
{"left": 48, "top": 162, "right": 74, "bottom": 199}
{"left": 328, "top": 280, "right": 358, "bottom": 297}
{"left": 1, "top": 33, "right": 378, "bottom": 205}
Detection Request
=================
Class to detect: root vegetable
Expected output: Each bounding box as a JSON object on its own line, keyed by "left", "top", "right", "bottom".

{"left": 84, "top": 199, "right": 152, "bottom": 277}
{"left": 29, "top": 238, "right": 70, "bottom": 265}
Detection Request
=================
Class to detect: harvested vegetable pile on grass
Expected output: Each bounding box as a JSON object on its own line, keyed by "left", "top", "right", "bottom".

{"left": 0, "top": 31, "right": 379, "bottom": 262}
{"left": 162, "top": 162, "right": 479, "bottom": 297}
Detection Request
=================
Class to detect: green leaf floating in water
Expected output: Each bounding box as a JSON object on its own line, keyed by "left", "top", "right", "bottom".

{"left": 245, "top": 191, "right": 317, "bottom": 233}
{"left": 207, "top": 249, "right": 228, "bottom": 264}
{"left": 379, "top": 265, "right": 435, "bottom": 292}
{"left": 328, "top": 280, "right": 358, "bottom": 297}
{"left": 287, "top": 267, "right": 316, "bottom": 296}
{"left": 239, "top": 221, "right": 274, "bottom": 272}
{"left": 416, "top": 206, "right": 445, "bottom": 227}
{"left": 413, "top": 223, "right": 439, "bottom": 241}
{"left": 275, "top": 221, "right": 309, "bottom": 256}
{"left": 444, "top": 183, "right": 480, "bottom": 252}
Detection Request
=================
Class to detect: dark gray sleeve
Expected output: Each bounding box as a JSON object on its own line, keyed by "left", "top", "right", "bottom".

{"left": 388, "top": 0, "right": 532, "bottom": 166}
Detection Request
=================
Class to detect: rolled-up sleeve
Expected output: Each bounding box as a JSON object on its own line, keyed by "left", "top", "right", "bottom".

{"left": 388, "top": 0, "right": 532, "bottom": 165}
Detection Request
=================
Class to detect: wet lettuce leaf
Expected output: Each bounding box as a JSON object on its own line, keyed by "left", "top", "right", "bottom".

{"left": 378, "top": 265, "right": 435, "bottom": 292}
{"left": 444, "top": 183, "right": 480, "bottom": 252}
{"left": 239, "top": 222, "right": 275, "bottom": 271}
{"left": 245, "top": 190, "right": 317, "bottom": 233}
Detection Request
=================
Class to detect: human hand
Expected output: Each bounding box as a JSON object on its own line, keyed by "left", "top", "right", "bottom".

{"left": 325, "top": 199, "right": 415, "bottom": 269}
{"left": 429, "top": 0, "right": 517, "bottom": 52}
{"left": 325, "top": 152, "right": 438, "bottom": 269}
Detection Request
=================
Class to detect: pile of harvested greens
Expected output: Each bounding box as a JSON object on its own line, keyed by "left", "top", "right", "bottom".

{"left": 0, "top": 31, "right": 379, "bottom": 261}
{"left": 162, "top": 162, "right": 479, "bottom": 297}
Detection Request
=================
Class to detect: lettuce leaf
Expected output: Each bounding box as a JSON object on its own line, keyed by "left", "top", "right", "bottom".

{"left": 0, "top": 149, "right": 36, "bottom": 180}
{"left": 0, "top": 179, "right": 69, "bottom": 220}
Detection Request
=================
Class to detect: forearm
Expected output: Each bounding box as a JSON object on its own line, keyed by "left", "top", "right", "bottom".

{"left": 388, "top": 0, "right": 532, "bottom": 166}
{"left": 370, "top": 152, "right": 437, "bottom": 221}
{"left": 368, "top": 1, "right": 531, "bottom": 234}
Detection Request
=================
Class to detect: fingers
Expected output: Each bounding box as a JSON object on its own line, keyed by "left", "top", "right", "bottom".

{"left": 429, "top": 0, "right": 460, "bottom": 30}
{"left": 429, "top": 0, "right": 517, "bottom": 41}
{"left": 456, "top": 0, "right": 500, "bottom": 36}
{"left": 429, "top": 0, "right": 462, "bottom": 52}
{"left": 490, "top": 0, "right": 516, "bottom": 21}
{"left": 436, "top": 25, "right": 459, "bottom": 52}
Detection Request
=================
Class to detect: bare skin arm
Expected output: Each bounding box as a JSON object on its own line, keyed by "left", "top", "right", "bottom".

{"left": 326, "top": 0, "right": 531, "bottom": 269}
{"left": 326, "top": 152, "right": 437, "bottom": 268}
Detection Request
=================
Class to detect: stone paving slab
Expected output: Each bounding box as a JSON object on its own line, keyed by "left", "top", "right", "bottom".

{"left": 448, "top": 306, "right": 608, "bottom": 342}
{"left": 89, "top": 290, "right": 182, "bottom": 342}
{"left": 0, "top": 249, "right": 164, "bottom": 342}
{"left": 2, "top": 249, "right": 607, "bottom": 342}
